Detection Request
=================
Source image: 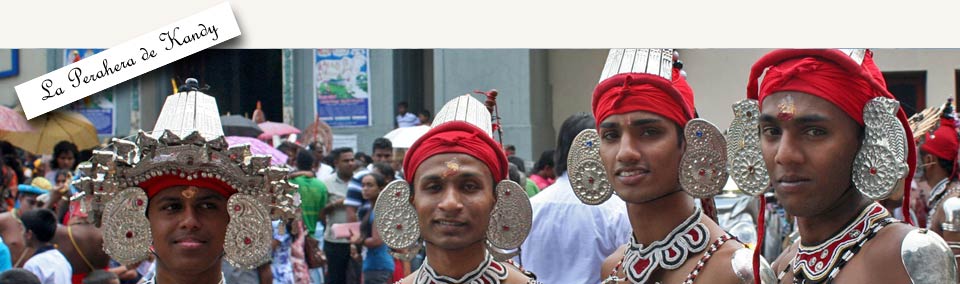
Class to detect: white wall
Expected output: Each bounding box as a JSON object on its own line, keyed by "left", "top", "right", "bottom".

{"left": 0, "top": 49, "right": 49, "bottom": 107}
{"left": 547, "top": 49, "right": 960, "bottom": 131}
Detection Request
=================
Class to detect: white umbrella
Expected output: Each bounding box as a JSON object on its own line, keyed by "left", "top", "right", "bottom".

{"left": 383, "top": 125, "right": 430, "bottom": 148}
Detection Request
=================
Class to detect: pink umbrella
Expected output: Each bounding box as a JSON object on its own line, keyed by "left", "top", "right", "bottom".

{"left": 0, "top": 106, "right": 33, "bottom": 132}
{"left": 225, "top": 136, "right": 289, "bottom": 166}
{"left": 257, "top": 121, "right": 301, "bottom": 141}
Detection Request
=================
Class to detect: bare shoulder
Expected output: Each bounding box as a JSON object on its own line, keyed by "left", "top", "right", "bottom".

{"left": 772, "top": 240, "right": 798, "bottom": 275}
{"left": 601, "top": 244, "right": 627, "bottom": 278}
{"left": 863, "top": 222, "right": 914, "bottom": 261}
{"left": 694, "top": 240, "right": 746, "bottom": 284}
{"left": 504, "top": 263, "right": 535, "bottom": 284}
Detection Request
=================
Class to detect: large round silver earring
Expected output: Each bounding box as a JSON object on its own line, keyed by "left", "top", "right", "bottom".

{"left": 568, "top": 129, "right": 614, "bottom": 205}
{"left": 679, "top": 119, "right": 729, "bottom": 198}
{"left": 853, "top": 97, "right": 909, "bottom": 200}
{"left": 486, "top": 180, "right": 532, "bottom": 251}
{"left": 224, "top": 194, "right": 274, "bottom": 270}
{"left": 374, "top": 180, "right": 421, "bottom": 250}
{"left": 726, "top": 99, "right": 769, "bottom": 196}
{"left": 101, "top": 187, "right": 152, "bottom": 265}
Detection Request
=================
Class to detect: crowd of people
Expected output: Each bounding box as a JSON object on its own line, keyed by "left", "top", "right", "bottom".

{"left": 0, "top": 48, "right": 957, "bottom": 284}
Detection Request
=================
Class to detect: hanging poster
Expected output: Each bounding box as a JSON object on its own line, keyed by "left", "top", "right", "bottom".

{"left": 64, "top": 49, "right": 115, "bottom": 136}
{"left": 314, "top": 49, "right": 370, "bottom": 127}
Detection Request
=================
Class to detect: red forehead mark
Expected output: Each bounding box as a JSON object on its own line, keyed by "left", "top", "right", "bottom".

{"left": 777, "top": 94, "right": 796, "bottom": 121}
{"left": 443, "top": 158, "right": 460, "bottom": 178}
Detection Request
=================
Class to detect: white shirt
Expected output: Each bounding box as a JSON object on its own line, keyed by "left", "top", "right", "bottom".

{"left": 23, "top": 248, "right": 72, "bottom": 284}
{"left": 396, "top": 112, "right": 419, "bottom": 128}
{"left": 316, "top": 163, "right": 335, "bottom": 181}
{"left": 517, "top": 173, "right": 632, "bottom": 284}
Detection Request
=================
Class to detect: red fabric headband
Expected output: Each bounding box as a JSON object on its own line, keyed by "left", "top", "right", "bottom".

{"left": 139, "top": 173, "right": 237, "bottom": 199}
{"left": 403, "top": 121, "right": 508, "bottom": 183}
{"left": 921, "top": 118, "right": 959, "bottom": 162}
{"left": 746, "top": 49, "right": 916, "bottom": 225}
{"left": 591, "top": 70, "right": 695, "bottom": 129}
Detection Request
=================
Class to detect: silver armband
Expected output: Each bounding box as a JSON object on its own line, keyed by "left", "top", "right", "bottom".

{"left": 731, "top": 247, "right": 776, "bottom": 284}
{"left": 901, "top": 229, "right": 958, "bottom": 283}
{"left": 942, "top": 197, "right": 960, "bottom": 232}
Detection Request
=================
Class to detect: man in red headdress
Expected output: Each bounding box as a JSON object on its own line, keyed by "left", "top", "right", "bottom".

{"left": 572, "top": 49, "right": 770, "bottom": 284}
{"left": 73, "top": 87, "right": 299, "bottom": 284}
{"left": 372, "top": 95, "right": 536, "bottom": 284}
{"left": 733, "top": 49, "right": 957, "bottom": 283}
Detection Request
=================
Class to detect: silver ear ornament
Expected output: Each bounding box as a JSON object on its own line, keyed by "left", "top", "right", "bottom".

{"left": 853, "top": 97, "right": 909, "bottom": 200}
{"left": 374, "top": 180, "right": 421, "bottom": 250}
{"left": 726, "top": 99, "right": 770, "bottom": 196}
{"left": 100, "top": 188, "right": 152, "bottom": 264}
{"left": 224, "top": 194, "right": 274, "bottom": 270}
{"left": 568, "top": 129, "right": 614, "bottom": 205}
{"left": 679, "top": 119, "right": 729, "bottom": 198}
{"left": 486, "top": 180, "right": 533, "bottom": 250}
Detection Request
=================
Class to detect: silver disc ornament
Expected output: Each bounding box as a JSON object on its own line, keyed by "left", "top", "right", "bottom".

{"left": 568, "top": 129, "right": 614, "bottom": 205}
{"left": 374, "top": 180, "right": 421, "bottom": 249}
{"left": 679, "top": 119, "right": 728, "bottom": 198}
{"left": 224, "top": 194, "right": 274, "bottom": 270}
{"left": 101, "top": 187, "right": 152, "bottom": 265}
{"left": 486, "top": 180, "right": 533, "bottom": 250}
{"left": 726, "top": 99, "right": 770, "bottom": 196}
{"left": 854, "top": 97, "right": 909, "bottom": 200}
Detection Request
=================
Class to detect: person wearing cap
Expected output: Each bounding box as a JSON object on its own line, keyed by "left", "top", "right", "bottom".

{"left": 729, "top": 49, "right": 956, "bottom": 283}
{"left": 72, "top": 89, "right": 299, "bottom": 284}
{"left": 372, "top": 94, "right": 536, "bottom": 284}
{"left": 915, "top": 101, "right": 960, "bottom": 274}
{"left": 570, "top": 49, "right": 770, "bottom": 284}
{"left": 0, "top": 179, "right": 47, "bottom": 269}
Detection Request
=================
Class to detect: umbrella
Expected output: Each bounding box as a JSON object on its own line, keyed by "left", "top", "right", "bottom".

{"left": 225, "top": 136, "right": 289, "bottom": 166}
{"left": 220, "top": 115, "right": 263, "bottom": 138}
{"left": 383, "top": 125, "right": 431, "bottom": 148}
{"left": 257, "top": 121, "right": 300, "bottom": 141}
{"left": 0, "top": 110, "right": 98, "bottom": 154}
{"left": 0, "top": 106, "right": 33, "bottom": 132}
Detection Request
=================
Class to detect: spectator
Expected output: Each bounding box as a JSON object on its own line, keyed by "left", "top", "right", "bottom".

{"left": 517, "top": 113, "right": 631, "bottom": 284}
{"left": 350, "top": 173, "right": 393, "bottom": 284}
{"left": 528, "top": 150, "right": 556, "bottom": 189}
{"left": 508, "top": 156, "right": 540, "bottom": 197}
{"left": 416, "top": 110, "right": 431, "bottom": 126}
{"left": 503, "top": 144, "right": 516, "bottom": 157}
{"left": 0, "top": 142, "right": 24, "bottom": 212}
{"left": 308, "top": 142, "right": 335, "bottom": 182}
{"left": 277, "top": 142, "right": 303, "bottom": 168}
{"left": 288, "top": 151, "right": 328, "bottom": 284}
{"left": 395, "top": 102, "right": 418, "bottom": 128}
{"left": 21, "top": 209, "right": 71, "bottom": 284}
{"left": 0, "top": 268, "right": 40, "bottom": 284}
{"left": 45, "top": 141, "right": 78, "bottom": 183}
{"left": 353, "top": 152, "right": 372, "bottom": 173}
{"left": 320, "top": 147, "right": 358, "bottom": 284}
{"left": 82, "top": 270, "right": 118, "bottom": 284}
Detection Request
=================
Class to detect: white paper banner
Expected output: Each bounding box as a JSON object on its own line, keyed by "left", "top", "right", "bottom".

{"left": 14, "top": 2, "right": 241, "bottom": 119}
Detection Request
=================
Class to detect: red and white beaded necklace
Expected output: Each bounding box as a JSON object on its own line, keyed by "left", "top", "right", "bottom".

{"left": 604, "top": 207, "right": 709, "bottom": 283}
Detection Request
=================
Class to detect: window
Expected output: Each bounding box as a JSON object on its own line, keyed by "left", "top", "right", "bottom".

{"left": 882, "top": 71, "right": 926, "bottom": 117}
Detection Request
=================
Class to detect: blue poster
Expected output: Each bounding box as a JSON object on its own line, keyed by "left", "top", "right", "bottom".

{"left": 64, "top": 49, "right": 115, "bottom": 136}
{"left": 315, "top": 49, "right": 370, "bottom": 128}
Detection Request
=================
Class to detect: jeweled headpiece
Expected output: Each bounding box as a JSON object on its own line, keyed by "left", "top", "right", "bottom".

{"left": 72, "top": 87, "right": 299, "bottom": 269}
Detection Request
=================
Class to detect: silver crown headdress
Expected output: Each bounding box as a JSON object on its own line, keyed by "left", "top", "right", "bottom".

{"left": 73, "top": 85, "right": 299, "bottom": 269}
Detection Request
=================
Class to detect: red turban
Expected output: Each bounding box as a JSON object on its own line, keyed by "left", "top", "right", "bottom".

{"left": 746, "top": 49, "right": 916, "bottom": 225}
{"left": 140, "top": 173, "right": 237, "bottom": 198}
{"left": 921, "top": 118, "right": 959, "bottom": 162}
{"left": 403, "top": 121, "right": 508, "bottom": 183}
{"left": 591, "top": 69, "right": 695, "bottom": 129}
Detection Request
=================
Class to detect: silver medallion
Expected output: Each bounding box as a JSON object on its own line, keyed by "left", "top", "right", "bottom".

{"left": 568, "top": 129, "right": 614, "bottom": 205}
{"left": 487, "top": 180, "right": 533, "bottom": 250}
{"left": 374, "top": 180, "right": 421, "bottom": 249}
{"left": 101, "top": 188, "right": 152, "bottom": 265}
{"left": 853, "top": 97, "right": 909, "bottom": 200}
{"left": 224, "top": 194, "right": 274, "bottom": 270}
{"left": 727, "top": 99, "right": 770, "bottom": 196}
{"left": 679, "top": 119, "right": 728, "bottom": 198}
